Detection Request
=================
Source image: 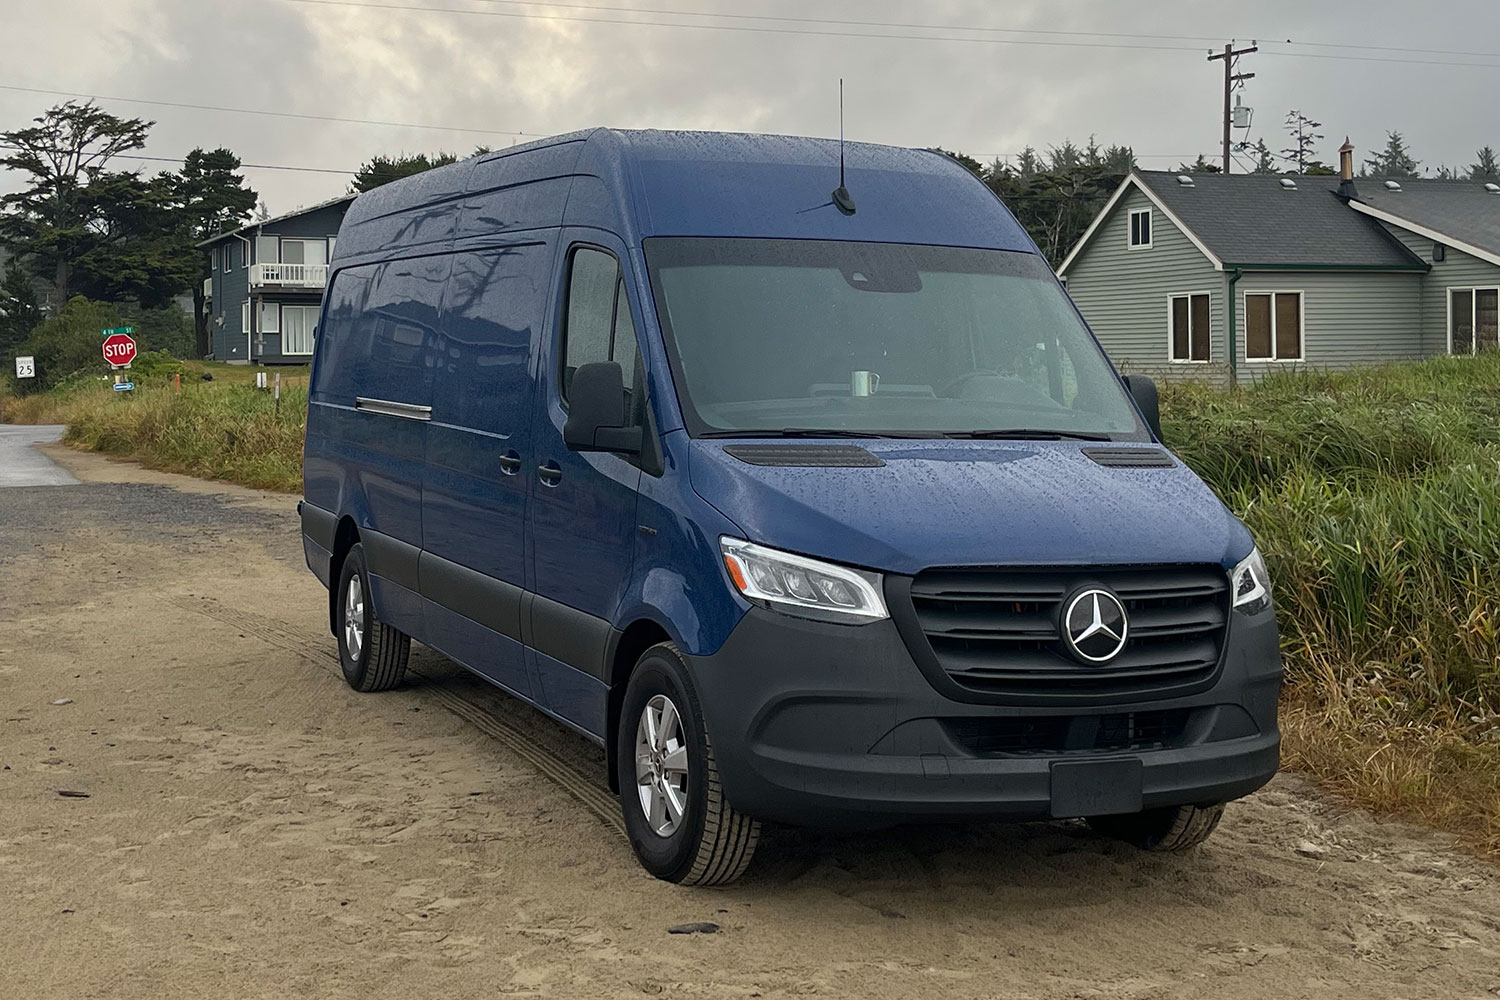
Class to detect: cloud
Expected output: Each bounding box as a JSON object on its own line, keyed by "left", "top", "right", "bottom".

{"left": 2, "top": 0, "right": 1496, "bottom": 211}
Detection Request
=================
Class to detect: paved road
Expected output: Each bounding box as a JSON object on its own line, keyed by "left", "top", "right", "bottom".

{"left": 0, "top": 425, "right": 78, "bottom": 487}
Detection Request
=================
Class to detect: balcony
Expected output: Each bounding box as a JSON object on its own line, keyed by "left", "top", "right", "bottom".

{"left": 250, "top": 262, "right": 328, "bottom": 289}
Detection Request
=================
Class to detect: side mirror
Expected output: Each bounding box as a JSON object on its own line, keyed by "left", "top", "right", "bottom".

{"left": 564, "top": 361, "right": 643, "bottom": 454}
{"left": 1122, "top": 374, "right": 1163, "bottom": 440}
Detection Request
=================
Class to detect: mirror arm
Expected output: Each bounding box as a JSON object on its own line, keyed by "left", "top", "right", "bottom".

{"left": 592, "top": 425, "right": 644, "bottom": 454}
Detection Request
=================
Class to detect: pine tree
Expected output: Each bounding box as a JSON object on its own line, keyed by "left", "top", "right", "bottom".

{"left": 1470, "top": 146, "right": 1499, "bottom": 181}
{"left": 1281, "top": 111, "right": 1324, "bottom": 174}
{"left": 1363, "top": 131, "right": 1420, "bottom": 178}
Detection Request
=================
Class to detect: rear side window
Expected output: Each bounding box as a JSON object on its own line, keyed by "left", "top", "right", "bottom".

{"left": 562, "top": 246, "right": 638, "bottom": 402}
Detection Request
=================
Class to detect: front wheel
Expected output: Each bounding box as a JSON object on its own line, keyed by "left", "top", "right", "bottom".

{"left": 1087, "top": 802, "right": 1226, "bottom": 851}
{"left": 617, "top": 643, "right": 760, "bottom": 885}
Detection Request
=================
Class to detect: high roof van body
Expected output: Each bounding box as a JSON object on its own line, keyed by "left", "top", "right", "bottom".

{"left": 300, "top": 129, "right": 1281, "bottom": 884}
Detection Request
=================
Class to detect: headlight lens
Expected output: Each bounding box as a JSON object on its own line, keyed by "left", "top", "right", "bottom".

{"left": 720, "top": 537, "right": 888, "bottom": 624}
{"left": 1230, "top": 547, "right": 1273, "bottom": 615}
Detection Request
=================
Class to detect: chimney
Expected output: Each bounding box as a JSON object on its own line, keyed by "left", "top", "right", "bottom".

{"left": 1338, "top": 138, "right": 1358, "bottom": 199}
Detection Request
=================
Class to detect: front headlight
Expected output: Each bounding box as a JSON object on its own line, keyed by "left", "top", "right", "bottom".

{"left": 1230, "top": 547, "right": 1273, "bottom": 615}
{"left": 720, "top": 537, "right": 889, "bottom": 624}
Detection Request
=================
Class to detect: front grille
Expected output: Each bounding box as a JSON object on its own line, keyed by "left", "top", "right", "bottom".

{"left": 907, "top": 565, "right": 1229, "bottom": 697}
{"left": 945, "top": 709, "right": 1192, "bottom": 756}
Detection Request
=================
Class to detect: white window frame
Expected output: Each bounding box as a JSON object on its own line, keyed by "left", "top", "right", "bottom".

{"left": 281, "top": 305, "right": 319, "bottom": 355}
{"left": 256, "top": 235, "right": 280, "bottom": 266}
{"left": 1127, "top": 207, "right": 1153, "bottom": 249}
{"left": 1166, "top": 291, "right": 1213, "bottom": 363}
{"left": 1243, "top": 290, "right": 1305, "bottom": 362}
{"left": 1446, "top": 286, "right": 1499, "bottom": 356}
{"left": 279, "top": 238, "right": 327, "bottom": 266}
{"left": 258, "top": 302, "right": 280, "bottom": 334}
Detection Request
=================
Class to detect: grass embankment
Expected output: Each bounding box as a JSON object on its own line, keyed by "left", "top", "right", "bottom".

{"left": 1160, "top": 356, "right": 1500, "bottom": 854}
{"left": 4, "top": 354, "right": 1499, "bottom": 853}
{"left": 0, "top": 363, "right": 306, "bottom": 492}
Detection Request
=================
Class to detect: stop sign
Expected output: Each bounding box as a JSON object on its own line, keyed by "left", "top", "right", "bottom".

{"left": 102, "top": 333, "right": 137, "bottom": 367}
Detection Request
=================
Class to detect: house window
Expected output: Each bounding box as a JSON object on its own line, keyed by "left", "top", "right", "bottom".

{"left": 1245, "top": 292, "right": 1303, "bottom": 361}
{"left": 282, "top": 305, "right": 319, "bottom": 355}
{"left": 1128, "top": 208, "right": 1152, "bottom": 249}
{"left": 256, "top": 235, "right": 279, "bottom": 265}
{"left": 241, "top": 300, "right": 250, "bottom": 334}
{"left": 281, "top": 239, "right": 327, "bottom": 266}
{"left": 1450, "top": 288, "right": 1499, "bottom": 355}
{"left": 328, "top": 236, "right": 338, "bottom": 260}
{"left": 1169, "top": 293, "right": 1211, "bottom": 362}
{"left": 259, "top": 302, "right": 280, "bottom": 334}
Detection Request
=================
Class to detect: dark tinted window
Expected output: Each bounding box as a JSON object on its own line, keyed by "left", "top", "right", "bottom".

{"left": 645, "top": 238, "right": 1142, "bottom": 438}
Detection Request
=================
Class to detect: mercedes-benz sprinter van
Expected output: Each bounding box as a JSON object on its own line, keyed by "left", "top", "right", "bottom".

{"left": 300, "top": 129, "right": 1280, "bottom": 885}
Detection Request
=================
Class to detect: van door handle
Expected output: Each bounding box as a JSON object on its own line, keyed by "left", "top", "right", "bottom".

{"left": 537, "top": 461, "right": 563, "bottom": 487}
{"left": 498, "top": 451, "right": 521, "bottom": 475}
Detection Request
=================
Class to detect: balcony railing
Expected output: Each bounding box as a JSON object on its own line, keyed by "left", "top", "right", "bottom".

{"left": 250, "top": 262, "right": 329, "bottom": 288}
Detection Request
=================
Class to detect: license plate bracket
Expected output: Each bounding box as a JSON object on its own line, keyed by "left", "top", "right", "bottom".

{"left": 1049, "top": 758, "right": 1144, "bottom": 818}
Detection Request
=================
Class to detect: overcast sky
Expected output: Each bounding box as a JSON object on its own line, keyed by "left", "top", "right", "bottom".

{"left": 2, "top": 0, "right": 1498, "bottom": 214}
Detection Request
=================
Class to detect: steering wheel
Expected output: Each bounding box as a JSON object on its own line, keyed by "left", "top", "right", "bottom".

{"left": 939, "top": 369, "right": 1006, "bottom": 397}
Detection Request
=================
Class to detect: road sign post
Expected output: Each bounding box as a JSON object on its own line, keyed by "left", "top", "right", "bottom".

{"left": 15, "top": 356, "right": 35, "bottom": 379}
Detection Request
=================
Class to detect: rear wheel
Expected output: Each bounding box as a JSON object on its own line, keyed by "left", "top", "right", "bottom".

{"left": 617, "top": 642, "right": 759, "bottom": 885}
{"left": 1088, "top": 802, "right": 1226, "bottom": 851}
{"left": 336, "top": 542, "right": 410, "bottom": 692}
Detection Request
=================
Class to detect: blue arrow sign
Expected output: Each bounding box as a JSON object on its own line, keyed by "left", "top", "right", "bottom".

{"left": 112, "top": 381, "right": 135, "bottom": 392}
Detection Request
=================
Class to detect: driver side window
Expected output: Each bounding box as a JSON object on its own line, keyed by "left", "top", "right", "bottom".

{"left": 562, "top": 246, "right": 640, "bottom": 406}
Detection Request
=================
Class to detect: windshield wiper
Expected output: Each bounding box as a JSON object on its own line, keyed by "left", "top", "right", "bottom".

{"left": 946, "top": 429, "right": 1113, "bottom": 441}
{"left": 699, "top": 428, "right": 944, "bottom": 439}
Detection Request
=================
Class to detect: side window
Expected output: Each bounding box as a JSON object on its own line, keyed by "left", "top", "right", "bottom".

{"left": 562, "top": 246, "right": 641, "bottom": 405}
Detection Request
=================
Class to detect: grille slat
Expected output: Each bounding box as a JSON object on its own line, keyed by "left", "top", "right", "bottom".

{"left": 907, "top": 565, "right": 1230, "bottom": 697}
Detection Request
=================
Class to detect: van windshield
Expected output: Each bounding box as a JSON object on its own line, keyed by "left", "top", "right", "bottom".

{"left": 644, "top": 238, "right": 1145, "bottom": 440}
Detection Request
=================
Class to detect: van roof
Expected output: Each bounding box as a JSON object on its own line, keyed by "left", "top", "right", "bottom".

{"left": 334, "top": 128, "right": 1036, "bottom": 264}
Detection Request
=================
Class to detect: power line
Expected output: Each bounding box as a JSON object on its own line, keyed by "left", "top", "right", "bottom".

{"left": 271, "top": 0, "right": 1500, "bottom": 66}
{"left": 460, "top": 0, "right": 1500, "bottom": 61}
{"left": 0, "top": 141, "right": 356, "bottom": 175}
{"left": 272, "top": 0, "right": 1207, "bottom": 52}
{"left": 455, "top": 0, "right": 1228, "bottom": 45}
{"left": 0, "top": 83, "right": 544, "bottom": 139}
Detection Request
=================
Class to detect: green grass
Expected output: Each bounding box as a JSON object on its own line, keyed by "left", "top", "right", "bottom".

{"left": 2, "top": 367, "right": 308, "bottom": 492}
{"left": 6, "top": 352, "right": 1500, "bottom": 854}
{"left": 1159, "top": 355, "right": 1500, "bottom": 854}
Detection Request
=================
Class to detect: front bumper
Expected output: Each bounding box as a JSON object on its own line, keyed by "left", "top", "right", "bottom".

{"left": 687, "top": 606, "right": 1281, "bottom": 828}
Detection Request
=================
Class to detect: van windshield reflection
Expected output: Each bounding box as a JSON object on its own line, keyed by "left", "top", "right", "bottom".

{"left": 644, "top": 238, "right": 1145, "bottom": 440}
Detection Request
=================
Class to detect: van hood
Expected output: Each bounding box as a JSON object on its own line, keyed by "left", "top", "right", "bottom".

{"left": 686, "top": 438, "right": 1251, "bottom": 577}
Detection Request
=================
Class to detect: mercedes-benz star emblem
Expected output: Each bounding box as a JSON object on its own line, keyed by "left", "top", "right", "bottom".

{"left": 1062, "top": 589, "right": 1129, "bottom": 663}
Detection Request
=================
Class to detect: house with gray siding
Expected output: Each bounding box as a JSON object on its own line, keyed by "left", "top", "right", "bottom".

{"left": 199, "top": 195, "right": 354, "bottom": 364}
{"left": 1058, "top": 144, "right": 1500, "bottom": 382}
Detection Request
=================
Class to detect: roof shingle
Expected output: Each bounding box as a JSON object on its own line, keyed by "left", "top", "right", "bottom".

{"left": 1134, "top": 170, "right": 1425, "bottom": 270}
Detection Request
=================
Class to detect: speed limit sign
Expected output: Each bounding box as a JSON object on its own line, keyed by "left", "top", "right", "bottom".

{"left": 15, "top": 356, "right": 34, "bottom": 379}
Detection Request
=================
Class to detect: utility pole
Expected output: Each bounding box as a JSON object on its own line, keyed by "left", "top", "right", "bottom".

{"left": 1207, "top": 42, "right": 1256, "bottom": 173}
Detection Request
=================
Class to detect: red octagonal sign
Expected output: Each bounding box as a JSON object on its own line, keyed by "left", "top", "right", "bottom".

{"left": 103, "top": 333, "right": 137, "bottom": 367}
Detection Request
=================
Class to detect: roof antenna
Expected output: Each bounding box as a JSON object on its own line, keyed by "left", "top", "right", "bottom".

{"left": 831, "top": 79, "right": 856, "bottom": 215}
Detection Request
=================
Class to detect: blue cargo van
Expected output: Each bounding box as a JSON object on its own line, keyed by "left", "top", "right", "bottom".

{"left": 300, "top": 129, "right": 1280, "bottom": 885}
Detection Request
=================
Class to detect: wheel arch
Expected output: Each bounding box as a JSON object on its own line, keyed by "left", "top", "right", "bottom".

{"left": 603, "top": 617, "right": 674, "bottom": 793}
{"left": 328, "top": 516, "right": 361, "bottom": 635}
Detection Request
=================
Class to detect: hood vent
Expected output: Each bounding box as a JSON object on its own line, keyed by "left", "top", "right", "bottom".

{"left": 723, "top": 444, "right": 885, "bottom": 468}
{"left": 1081, "top": 446, "right": 1175, "bottom": 469}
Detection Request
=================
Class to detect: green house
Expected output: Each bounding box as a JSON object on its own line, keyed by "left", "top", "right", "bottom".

{"left": 1058, "top": 145, "right": 1500, "bottom": 382}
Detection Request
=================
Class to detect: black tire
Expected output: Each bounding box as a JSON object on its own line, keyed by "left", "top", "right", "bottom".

{"left": 616, "top": 642, "right": 759, "bottom": 886}
{"left": 335, "top": 542, "right": 410, "bottom": 693}
{"left": 1088, "top": 802, "right": 1226, "bottom": 852}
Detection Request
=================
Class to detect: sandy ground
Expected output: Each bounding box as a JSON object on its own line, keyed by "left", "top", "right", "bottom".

{"left": 2, "top": 441, "right": 1499, "bottom": 1000}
